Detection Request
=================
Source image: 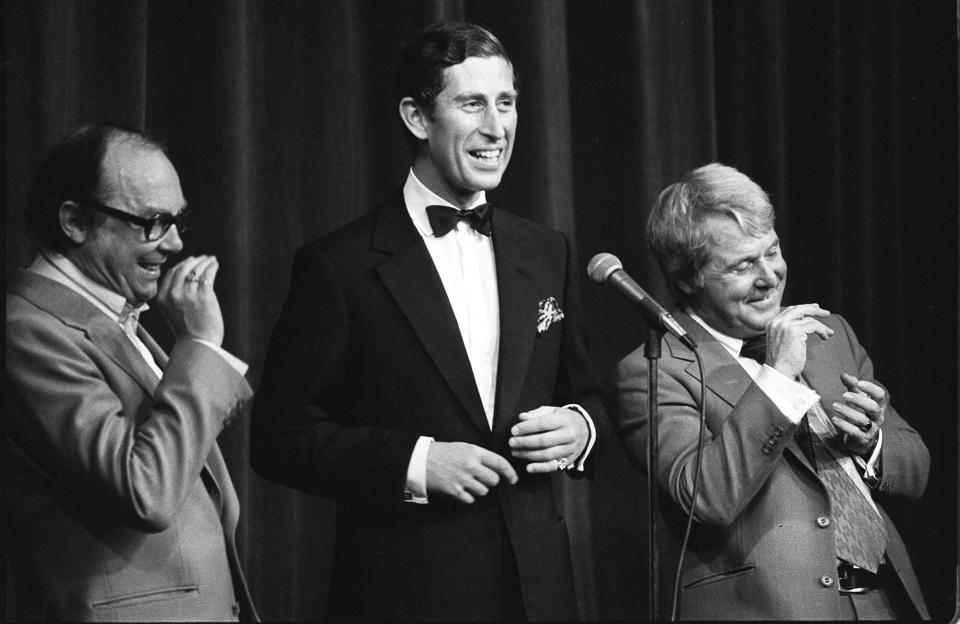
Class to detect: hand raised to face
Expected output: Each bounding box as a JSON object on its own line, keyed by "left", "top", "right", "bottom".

{"left": 155, "top": 255, "right": 224, "bottom": 346}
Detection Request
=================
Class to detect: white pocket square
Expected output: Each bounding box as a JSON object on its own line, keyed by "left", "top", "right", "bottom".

{"left": 537, "top": 297, "right": 565, "bottom": 334}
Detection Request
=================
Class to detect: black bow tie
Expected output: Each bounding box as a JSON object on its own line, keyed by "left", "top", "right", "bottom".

{"left": 425, "top": 203, "right": 494, "bottom": 237}
{"left": 739, "top": 334, "right": 767, "bottom": 365}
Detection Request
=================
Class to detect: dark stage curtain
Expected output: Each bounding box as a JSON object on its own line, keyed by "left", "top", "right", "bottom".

{"left": 4, "top": 1, "right": 957, "bottom": 620}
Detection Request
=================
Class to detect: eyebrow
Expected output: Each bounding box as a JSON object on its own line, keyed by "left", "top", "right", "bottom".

{"left": 452, "top": 90, "right": 518, "bottom": 103}
{"left": 721, "top": 238, "right": 780, "bottom": 269}
{"left": 140, "top": 201, "right": 189, "bottom": 217}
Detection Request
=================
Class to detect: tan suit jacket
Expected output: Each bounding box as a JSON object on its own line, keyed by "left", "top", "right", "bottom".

{"left": 5, "top": 271, "right": 257, "bottom": 621}
{"left": 615, "top": 312, "right": 930, "bottom": 620}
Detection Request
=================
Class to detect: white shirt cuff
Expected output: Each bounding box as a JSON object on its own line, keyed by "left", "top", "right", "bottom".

{"left": 189, "top": 338, "right": 249, "bottom": 376}
{"left": 754, "top": 365, "right": 819, "bottom": 423}
{"left": 563, "top": 404, "right": 596, "bottom": 471}
{"left": 404, "top": 436, "right": 434, "bottom": 504}
{"left": 854, "top": 427, "right": 884, "bottom": 482}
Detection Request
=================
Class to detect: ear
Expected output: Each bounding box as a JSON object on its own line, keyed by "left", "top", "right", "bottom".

{"left": 59, "top": 201, "right": 91, "bottom": 244}
{"left": 399, "top": 97, "right": 430, "bottom": 141}
{"left": 676, "top": 277, "right": 698, "bottom": 296}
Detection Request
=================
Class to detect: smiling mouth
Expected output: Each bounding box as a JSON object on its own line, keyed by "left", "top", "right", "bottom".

{"left": 138, "top": 262, "right": 162, "bottom": 276}
{"left": 469, "top": 148, "right": 502, "bottom": 164}
{"left": 747, "top": 290, "right": 777, "bottom": 305}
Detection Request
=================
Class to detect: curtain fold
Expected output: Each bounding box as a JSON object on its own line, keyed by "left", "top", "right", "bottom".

{"left": 4, "top": 1, "right": 956, "bottom": 620}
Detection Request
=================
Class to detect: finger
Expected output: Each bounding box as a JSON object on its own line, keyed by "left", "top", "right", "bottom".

{"left": 159, "top": 257, "right": 202, "bottom": 299}
{"left": 831, "top": 401, "right": 873, "bottom": 431}
{"left": 517, "top": 405, "right": 556, "bottom": 421}
{"left": 799, "top": 318, "right": 835, "bottom": 340}
{"left": 199, "top": 258, "right": 220, "bottom": 287}
{"left": 452, "top": 487, "right": 476, "bottom": 505}
{"left": 509, "top": 428, "right": 572, "bottom": 451}
{"left": 777, "top": 304, "right": 830, "bottom": 321}
{"left": 832, "top": 415, "right": 875, "bottom": 439}
{"left": 525, "top": 459, "right": 567, "bottom": 474}
{"left": 512, "top": 444, "right": 577, "bottom": 463}
{"left": 840, "top": 391, "right": 880, "bottom": 415}
{"left": 854, "top": 378, "right": 885, "bottom": 403}
{"left": 478, "top": 451, "right": 519, "bottom": 484}
{"left": 462, "top": 478, "right": 490, "bottom": 499}
{"left": 512, "top": 408, "right": 568, "bottom": 436}
{"left": 470, "top": 463, "right": 505, "bottom": 489}
{"left": 174, "top": 256, "right": 209, "bottom": 289}
{"left": 187, "top": 256, "right": 217, "bottom": 286}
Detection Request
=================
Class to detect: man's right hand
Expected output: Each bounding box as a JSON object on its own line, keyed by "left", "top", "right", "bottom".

{"left": 426, "top": 441, "right": 518, "bottom": 504}
{"left": 766, "top": 303, "right": 835, "bottom": 378}
{"left": 156, "top": 255, "right": 225, "bottom": 346}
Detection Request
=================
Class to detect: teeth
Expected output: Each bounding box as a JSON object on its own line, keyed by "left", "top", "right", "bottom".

{"left": 471, "top": 149, "right": 500, "bottom": 160}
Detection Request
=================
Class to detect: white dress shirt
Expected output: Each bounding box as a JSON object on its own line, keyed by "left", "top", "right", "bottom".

{"left": 402, "top": 170, "right": 595, "bottom": 503}
{"left": 29, "top": 251, "right": 248, "bottom": 379}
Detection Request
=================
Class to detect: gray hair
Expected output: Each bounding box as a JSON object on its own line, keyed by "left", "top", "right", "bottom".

{"left": 647, "top": 163, "right": 775, "bottom": 304}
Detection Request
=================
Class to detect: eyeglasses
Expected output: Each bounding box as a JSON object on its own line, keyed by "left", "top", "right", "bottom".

{"left": 83, "top": 200, "right": 191, "bottom": 241}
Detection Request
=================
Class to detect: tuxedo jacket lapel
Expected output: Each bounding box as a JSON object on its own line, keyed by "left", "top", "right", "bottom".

{"left": 373, "top": 196, "right": 490, "bottom": 438}
{"left": 490, "top": 214, "right": 541, "bottom": 442}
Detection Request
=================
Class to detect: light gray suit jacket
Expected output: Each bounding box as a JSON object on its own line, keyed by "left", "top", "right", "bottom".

{"left": 615, "top": 312, "right": 930, "bottom": 620}
{"left": 5, "top": 270, "right": 257, "bottom": 621}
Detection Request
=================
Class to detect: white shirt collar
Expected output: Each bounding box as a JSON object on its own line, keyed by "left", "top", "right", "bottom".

{"left": 403, "top": 169, "right": 488, "bottom": 239}
{"left": 687, "top": 310, "right": 744, "bottom": 359}
{"left": 28, "top": 250, "right": 148, "bottom": 322}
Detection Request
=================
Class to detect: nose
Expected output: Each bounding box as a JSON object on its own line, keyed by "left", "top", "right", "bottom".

{"left": 157, "top": 224, "right": 184, "bottom": 254}
{"left": 755, "top": 257, "right": 780, "bottom": 286}
{"left": 479, "top": 107, "right": 506, "bottom": 139}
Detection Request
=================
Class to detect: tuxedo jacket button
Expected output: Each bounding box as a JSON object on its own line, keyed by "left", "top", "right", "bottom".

{"left": 816, "top": 516, "right": 831, "bottom": 528}
{"left": 820, "top": 575, "right": 835, "bottom": 587}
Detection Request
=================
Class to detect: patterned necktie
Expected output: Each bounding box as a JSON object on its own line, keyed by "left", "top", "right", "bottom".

{"left": 426, "top": 203, "right": 494, "bottom": 237}
{"left": 798, "top": 416, "right": 889, "bottom": 572}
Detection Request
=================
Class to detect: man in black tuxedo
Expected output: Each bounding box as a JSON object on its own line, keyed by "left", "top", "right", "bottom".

{"left": 251, "top": 21, "right": 606, "bottom": 621}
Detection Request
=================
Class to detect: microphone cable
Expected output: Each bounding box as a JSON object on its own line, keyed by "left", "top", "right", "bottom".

{"left": 669, "top": 347, "right": 707, "bottom": 621}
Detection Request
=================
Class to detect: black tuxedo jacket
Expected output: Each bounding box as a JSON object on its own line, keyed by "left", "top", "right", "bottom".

{"left": 251, "top": 192, "right": 607, "bottom": 621}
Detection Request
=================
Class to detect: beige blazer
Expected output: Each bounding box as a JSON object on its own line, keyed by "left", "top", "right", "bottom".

{"left": 5, "top": 271, "right": 257, "bottom": 621}
{"left": 615, "top": 312, "right": 930, "bottom": 620}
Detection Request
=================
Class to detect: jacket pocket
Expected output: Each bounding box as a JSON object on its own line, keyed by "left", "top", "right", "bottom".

{"left": 91, "top": 585, "right": 199, "bottom": 610}
{"left": 683, "top": 564, "right": 756, "bottom": 590}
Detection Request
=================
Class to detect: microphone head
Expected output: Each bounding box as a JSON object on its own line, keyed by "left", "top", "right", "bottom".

{"left": 587, "top": 252, "right": 623, "bottom": 284}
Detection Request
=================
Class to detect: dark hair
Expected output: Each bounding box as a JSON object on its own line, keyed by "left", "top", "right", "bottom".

{"left": 26, "top": 124, "right": 164, "bottom": 252}
{"left": 393, "top": 21, "right": 516, "bottom": 150}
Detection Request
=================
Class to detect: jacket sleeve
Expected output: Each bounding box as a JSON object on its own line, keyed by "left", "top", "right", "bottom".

{"left": 250, "top": 244, "right": 419, "bottom": 509}
{"left": 615, "top": 342, "right": 797, "bottom": 526}
{"left": 834, "top": 315, "right": 930, "bottom": 500}
{"left": 5, "top": 300, "right": 252, "bottom": 533}
{"left": 555, "top": 232, "right": 609, "bottom": 474}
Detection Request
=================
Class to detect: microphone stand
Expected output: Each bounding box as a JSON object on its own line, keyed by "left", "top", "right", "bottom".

{"left": 644, "top": 326, "right": 664, "bottom": 622}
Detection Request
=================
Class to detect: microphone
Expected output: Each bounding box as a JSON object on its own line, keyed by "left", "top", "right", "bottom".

{"left": 587, "top": 253, "right": 697, "bottom": 349}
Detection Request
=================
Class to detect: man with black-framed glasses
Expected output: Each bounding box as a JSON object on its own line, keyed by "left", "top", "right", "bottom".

{"left": 5, "top": 124, "right": 258, "bottom": 621}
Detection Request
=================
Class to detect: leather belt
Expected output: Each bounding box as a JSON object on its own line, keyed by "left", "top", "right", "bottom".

{"left": 838, "top": 562, "right": 886, "bottom": 593}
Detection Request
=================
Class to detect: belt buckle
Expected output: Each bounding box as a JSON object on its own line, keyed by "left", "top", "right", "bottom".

{"left": 838, "top": 563, "right": 874, "bottom": 594}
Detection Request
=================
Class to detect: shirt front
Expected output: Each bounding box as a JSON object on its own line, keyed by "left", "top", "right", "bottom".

{"left": 401, "top": 170, "right": 596, "bottom": 503}
{"left": 404, "top": 170, "right": 501, "bottom": 425}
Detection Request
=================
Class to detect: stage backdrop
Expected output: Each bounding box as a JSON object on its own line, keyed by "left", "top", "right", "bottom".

{"left": 4, "top": 1, "right": 957, "bottom": 620}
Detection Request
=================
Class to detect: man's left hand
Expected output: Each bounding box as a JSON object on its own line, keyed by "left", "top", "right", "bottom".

{"left": 508, "top": 406, "right": 588, "bottom": 473}
{"left": 832, "top": 371, "right": 885, "bottom": 456}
